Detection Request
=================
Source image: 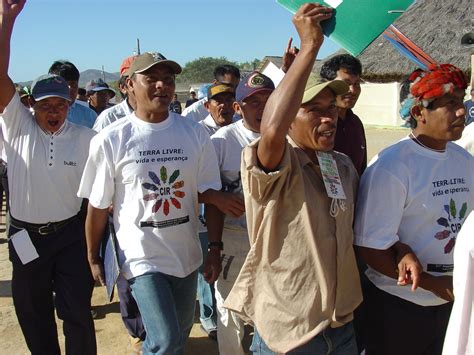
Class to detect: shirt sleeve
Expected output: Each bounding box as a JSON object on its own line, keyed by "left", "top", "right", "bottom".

{"left": 197, "top": 127, "right": 222, "bottom": 193}
{"left": 77, "top": 134, "right": 115, "bottom": 209}
{"left": 241, "top": 138, "right": 292, "bottom": 203}
{"left": 1, "top": 94, "right": 33, "bottom": 144}
{"left": 354, "top": 166, "right": 406, "bottom": 249}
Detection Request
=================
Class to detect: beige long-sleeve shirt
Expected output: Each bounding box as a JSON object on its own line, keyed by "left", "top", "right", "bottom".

{"left": 224, "top": 138, "right": 362, "bottom": 353}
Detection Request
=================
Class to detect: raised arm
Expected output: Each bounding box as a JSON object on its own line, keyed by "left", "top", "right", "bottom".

{"left": 0, "top": 0, "right": 26, "bottom": 109}
{"left": 257, "top": 3, "right": 332, "bottom": 171}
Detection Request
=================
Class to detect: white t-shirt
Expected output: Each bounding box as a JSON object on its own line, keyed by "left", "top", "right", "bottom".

{"left": 92, "top": 99, "right": 133, "bottom": 132}
{"left": 456, "top": 122, "right": 474, "bottom": 156}
{"left": 181, "top": 98, "right": 208, "bottom": 123}
{"left": 78, "top": 112, "right": 221, "bottom": 279}
{"left": 211, "top": 119, "right": 259, "bottom": 231}
{"left": 2, "top": 94, "right": 95, "bottom": 223}
{"left": 354, "top": 137, "right": 474, "bottom": 306}
{"left": 443, "top": 211, "right": 474, "bottom": 355}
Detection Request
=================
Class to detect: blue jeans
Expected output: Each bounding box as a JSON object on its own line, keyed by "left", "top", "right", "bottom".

{"left": 251, "top": 322, "right": 358, "bottom": 355}
{"left": 197, "top": 231, "right": 217, "bottom": 332}
{"left": 129, "top": 270, "right": 198, "bottom": 355}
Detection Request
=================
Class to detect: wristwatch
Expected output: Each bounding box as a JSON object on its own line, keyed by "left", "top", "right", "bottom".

{"left": 208, "top": 241, "right": 224, "bottom": 251}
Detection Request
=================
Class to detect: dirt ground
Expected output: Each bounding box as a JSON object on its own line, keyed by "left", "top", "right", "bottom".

{"left": 0, "top": 125, "right": 409, "bottom": 355}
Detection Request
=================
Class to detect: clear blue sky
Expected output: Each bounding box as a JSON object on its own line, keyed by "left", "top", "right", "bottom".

{"left": 9, "top": 0, "right": 340, "bottom": 83}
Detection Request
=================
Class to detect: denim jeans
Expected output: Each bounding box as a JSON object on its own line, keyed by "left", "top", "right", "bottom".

{"left": 129, "top": 270, "right": 198, "bottom": 355}
{"left": 197, "top": 231, "right": 217, "bottom": 332}
{"left": 250, "top": 322, "right": 358, "bottom": 355}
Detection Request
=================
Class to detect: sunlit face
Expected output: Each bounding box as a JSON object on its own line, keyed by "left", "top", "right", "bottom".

{"left": 334, "top": 68, "right": 361, "bottom": 109}
{"left": 289, "top": 87, "right": 338, "bottom": 152}
{"left": 205, "top": 92, "right": 235, "bottom": 127}
{"left": 415, "top": 89, "right": 466, "bottom": 144}
{"left": 233, "top": 90, "right": 272, "bottom": 133}
{"left": 129, "top": 64, "right": 176, "bottom": 116}
{"left": 33, "top": 97, "right": 70, "bottom": 133}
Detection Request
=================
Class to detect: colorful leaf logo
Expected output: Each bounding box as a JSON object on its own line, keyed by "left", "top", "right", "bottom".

{"left": 435, "top": 199, "right": 468, "bottom": 254}
{"left": 142, "top": 166, "right": 185, "bottom": 216}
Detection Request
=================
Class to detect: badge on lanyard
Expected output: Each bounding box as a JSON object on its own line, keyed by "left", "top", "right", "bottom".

{"left": 316, "top": 151, "right": 346, "bottom": 200}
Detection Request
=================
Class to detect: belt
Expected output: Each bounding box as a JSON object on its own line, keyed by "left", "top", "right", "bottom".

{"left": 10, "top": 214, "right": 78, "bottom": 236}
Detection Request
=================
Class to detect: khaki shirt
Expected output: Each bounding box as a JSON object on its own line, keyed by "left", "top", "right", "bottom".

{"left": 224, "top": 138, "right": 362, "bottom": 353}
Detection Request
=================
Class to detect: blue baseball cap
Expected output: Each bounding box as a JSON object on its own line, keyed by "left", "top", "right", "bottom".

{"left": 236, "top": 71, "right": 275, "bottom": 102}
{"left": 85, "top": 78, "right": 116, "bottom": 98}
{"left": 31, "top": 74, "right": 71, "bottom": 102}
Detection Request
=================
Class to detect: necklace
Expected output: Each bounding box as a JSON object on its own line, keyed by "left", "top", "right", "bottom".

{"left": 409, "top": 132, "right": 446, "bottom": 153}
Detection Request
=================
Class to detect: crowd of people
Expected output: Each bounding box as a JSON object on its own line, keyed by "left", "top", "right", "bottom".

{"left": 1, "top": 1, "right": 473, "bottom": 355}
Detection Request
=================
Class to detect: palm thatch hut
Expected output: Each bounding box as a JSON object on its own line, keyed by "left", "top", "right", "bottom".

{"left": 358, "top": 0, "right": 472, "bottom": 82}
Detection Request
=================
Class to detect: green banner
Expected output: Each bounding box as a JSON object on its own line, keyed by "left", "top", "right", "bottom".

{"left": 276, "top": 0, "right": 415, "bottom": 56}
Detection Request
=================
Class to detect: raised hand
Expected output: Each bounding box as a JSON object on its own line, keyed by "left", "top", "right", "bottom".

{"left": 0, "top": 0, "right": 26, "bottom": 20}
{"left": 281, "top": 37, "right": 300, "bottom": 73}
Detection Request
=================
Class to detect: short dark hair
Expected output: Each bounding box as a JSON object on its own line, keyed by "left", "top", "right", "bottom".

{"left": 320, "top": 54, "right": 362, "bottom": 81}
{"left": 77, "top": 87, "right": 86, "bottom": 96}
{"left": 48, "top": 60, "right": 80, "bottom": 82}
{"left": 214, "top": 65, "right": 241, "bottom": 82}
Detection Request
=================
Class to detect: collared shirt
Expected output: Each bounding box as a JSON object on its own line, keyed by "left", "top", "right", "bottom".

{"left": 225, "top": 138, "right": 362, "bottom": 353}
{"left": 92, "top": 99, "right": 133, "bottom": 132}
{"left": 67, "top": 101, "right": 98, "bottom": 128}
{"left": 2, "top": 94, "right": 95, "bottom": 223}
{"left": 334, "top": 109, "right": 367, "bottom": 176}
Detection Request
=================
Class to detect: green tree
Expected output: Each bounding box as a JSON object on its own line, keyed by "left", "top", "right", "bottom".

{"left": 177, "top": 57, "right": 238, "bottom": 84}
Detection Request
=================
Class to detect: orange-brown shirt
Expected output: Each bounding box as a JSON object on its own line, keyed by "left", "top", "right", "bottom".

{"left": 224, "top": 138, "right": 362, "bottom": 353}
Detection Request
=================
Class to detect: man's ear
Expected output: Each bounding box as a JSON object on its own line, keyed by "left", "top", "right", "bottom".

{"left": 410, "top": 104, "right": 422, "bottom": 119}
{"left": 233, "top": 101, "right": 242, "bottom": 116}
{"left": 204, "top": 100, "right": 211, "bottom": 113}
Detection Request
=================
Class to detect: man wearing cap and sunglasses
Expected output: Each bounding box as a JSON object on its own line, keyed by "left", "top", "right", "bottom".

{"left": 85, "top": 78, "right": 115, "bottom": 115}
{"left": 48, "top": 60, "right": 98, "bottom": 129}
{"left": 224, "top": 4, "right": 362, "bottom": 354}
{"left": 78, "top": 51, "right": 224, "bottom": 354}
{"left": 0, "top": 1, "right": 96, "bottom": 353}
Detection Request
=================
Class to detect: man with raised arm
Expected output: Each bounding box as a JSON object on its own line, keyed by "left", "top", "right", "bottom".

{"left": 224, "top": 4, "right": 362, "bottom": 354}
{"left": 0, "top": 1, "right": 96, "bottom": 353}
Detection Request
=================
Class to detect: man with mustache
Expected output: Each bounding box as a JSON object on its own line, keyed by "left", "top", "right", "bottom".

{"left": 320, "top": 54, "right": 366, "bottom": 176}
{"left": 224, "top": 3, "right": 362, "bottom": 353}
{"left": 354, "top": 64, "right": 474, "bottom": 355}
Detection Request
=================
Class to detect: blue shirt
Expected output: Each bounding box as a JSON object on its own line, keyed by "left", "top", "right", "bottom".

{"left": 67, "top": 101, "right": 98, "bottom": 128}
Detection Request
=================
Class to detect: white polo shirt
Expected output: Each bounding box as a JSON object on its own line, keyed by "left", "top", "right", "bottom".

{"left": 92, "top": 99, "right": 133, "bottom": 132}
{"left": 2, "top": 94, "right": 95, "bottom": 224}
{"left": 78, "top": 112, "right": 221, "bottom": 279}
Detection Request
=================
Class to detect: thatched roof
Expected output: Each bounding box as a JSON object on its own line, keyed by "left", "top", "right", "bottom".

{"left": 357, "top": 0, "right": 472, "bottom": 80}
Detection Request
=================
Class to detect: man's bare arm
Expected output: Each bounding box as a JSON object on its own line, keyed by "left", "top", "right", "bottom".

{"left": 202, "top": 203, "right": 225, "bottom": 283}
{"left": 356, "top": 244, "right": 453, "bottom": 301}
{"left": 0, "top": 0, "right": 26, "bottom": 109}
{"left": 257, "top": 3, "right": 332, "bottom": 171}
{"left": 85, "top": 203, "right": 109, "bottom": 285}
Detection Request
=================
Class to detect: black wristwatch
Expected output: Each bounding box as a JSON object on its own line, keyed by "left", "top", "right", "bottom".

{"left": 208, "top": 241, "right": 224, "bottom": 251}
